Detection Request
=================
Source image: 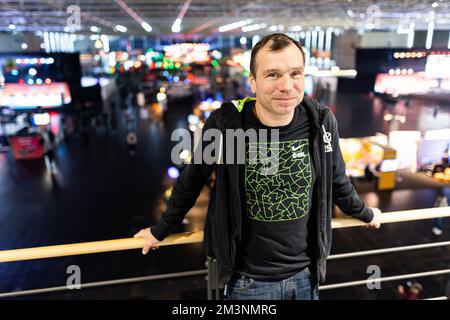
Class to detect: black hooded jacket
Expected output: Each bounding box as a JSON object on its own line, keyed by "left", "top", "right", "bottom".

{"left": 152, "top": 96, "right": 374, "bottom": 288}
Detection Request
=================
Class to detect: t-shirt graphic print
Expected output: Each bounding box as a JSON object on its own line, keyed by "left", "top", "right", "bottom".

{"left": 245, "top": 138, "right": 312, "bottom": 222}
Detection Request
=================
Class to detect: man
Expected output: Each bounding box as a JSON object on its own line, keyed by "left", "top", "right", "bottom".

{"left": 134, "top": 33, "right": 381, "bottom": 300}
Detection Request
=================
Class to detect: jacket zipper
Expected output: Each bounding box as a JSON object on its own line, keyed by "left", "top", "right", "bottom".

{"left": 314, "top": 125, "right": 324, "bottom": 282}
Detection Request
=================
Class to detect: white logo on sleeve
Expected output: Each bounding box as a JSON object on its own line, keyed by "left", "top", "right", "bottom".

{"left": 322, "top": 125, "right": 333, "bottom": 153}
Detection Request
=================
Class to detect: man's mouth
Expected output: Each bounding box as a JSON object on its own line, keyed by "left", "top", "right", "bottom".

{"left": 273, "top": 97, "right": 296, "bottom": 102}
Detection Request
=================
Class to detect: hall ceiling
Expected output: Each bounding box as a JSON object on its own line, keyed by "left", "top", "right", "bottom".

{"left": 1, "top": 0, "right": 449, "bottom": 36}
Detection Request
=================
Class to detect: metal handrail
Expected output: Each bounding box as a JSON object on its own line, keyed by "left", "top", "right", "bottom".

{"left": 328, "top": 241, "right": 450, "bottom": 260}
{"left": 0, "top": 207, "right": 448, "bottom": 264}
{"left": 0, "top": 270, "right": 208, "bottom": 298}
{"left": 0, "top": 206, "right": 449, "bottom": 298}
{"left": 319, "top": 269, "right": 450, "bottom": 291}
{"left": 3, "top": 241, "right": 449, "bottom": 298}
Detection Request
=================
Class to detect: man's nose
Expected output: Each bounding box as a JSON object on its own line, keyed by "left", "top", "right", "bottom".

{"left": 277, "top": 75, "right": 293, "bottom": 93}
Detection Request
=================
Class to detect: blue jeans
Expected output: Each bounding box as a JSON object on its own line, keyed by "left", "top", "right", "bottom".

{"left": 225, "top": 267, "right": 319, "bottom": 300}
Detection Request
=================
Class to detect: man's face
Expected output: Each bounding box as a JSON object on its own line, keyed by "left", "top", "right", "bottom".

{"left": 249, "top": 43, "right": 305, "bottom": 117}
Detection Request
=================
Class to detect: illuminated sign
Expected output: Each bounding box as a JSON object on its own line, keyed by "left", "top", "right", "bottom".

{"left": 0, "top": 82, "right": 71, "bottom": 108}
{"left": 164, "top": 43, "right": 210, "bottom": 64}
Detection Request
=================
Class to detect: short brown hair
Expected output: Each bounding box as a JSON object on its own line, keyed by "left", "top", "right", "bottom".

{"left": 250, "top": 33, "right": 305, "bottom": 77}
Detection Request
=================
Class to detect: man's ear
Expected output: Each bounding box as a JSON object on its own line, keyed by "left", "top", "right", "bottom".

{"left": 249, "top": 73, "right": 256, "bottom": 94}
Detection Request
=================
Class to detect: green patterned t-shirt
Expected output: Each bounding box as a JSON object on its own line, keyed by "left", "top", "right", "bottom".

{"left": 236, "top": 101, "right": 316, "bottom": 280}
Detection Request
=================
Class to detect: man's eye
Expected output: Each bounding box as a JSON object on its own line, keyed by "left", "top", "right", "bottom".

{"left": 267, "top": 73, "right": 277, "bottom": 78}
{"left": 292, "top": 72, "right": 302, "bottom": 77}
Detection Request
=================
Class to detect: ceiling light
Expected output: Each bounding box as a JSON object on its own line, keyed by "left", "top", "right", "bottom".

{"left": 290, "top": 25, "right": 302, "bottom": 32}
{"left": 114, "top": 25, "right": 127, "bottom": 33}
{"left": 172, "top": 18, "right": 181, "bottom": 33}
{"left": 141, "top": 22, "right": 152, "bottom": 32}
{"left": 115, "top": 0, "right": 152, "bottom": 34}
{"left": 219, "top": 19, "right": 252, "bottom": 32}
{"left": 242, "top": 23, "right": 266, "bottom": 32}
{"left": 171, "top": 0, "right": 191, "bottom": 34}
{"left": 90, "top": 26, "right": 101, "bottom": 33}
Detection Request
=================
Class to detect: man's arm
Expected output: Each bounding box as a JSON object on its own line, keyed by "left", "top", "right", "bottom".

{"left": 134, "top": 115, "right": 217, "bottom": 254}
{"left": 328, "top": 112, "right": 381, "bottom": 228}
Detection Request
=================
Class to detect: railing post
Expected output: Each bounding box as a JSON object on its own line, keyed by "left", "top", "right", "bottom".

{"left": 206, "top": 256, "right": 221, "bottom": 300}
{"left": 206, "top": 257, "right": 212, "bottom": 300}
{"left": 446, "top": 280, "right": 450, "bottom": 300}
{"left": 213, "top": 259, "right": 220, "bottom": 300}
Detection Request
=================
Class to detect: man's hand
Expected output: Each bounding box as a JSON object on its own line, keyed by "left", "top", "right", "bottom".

{"left": 133, "top": 227, "right": 161, "bottom": 255}
{"left": 366, "top": 207, "right": 381, "bottom": 229}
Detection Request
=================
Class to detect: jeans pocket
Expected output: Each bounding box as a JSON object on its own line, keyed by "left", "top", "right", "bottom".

{"left": 304, "top": 267, "right": 311, "bottom": 276}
